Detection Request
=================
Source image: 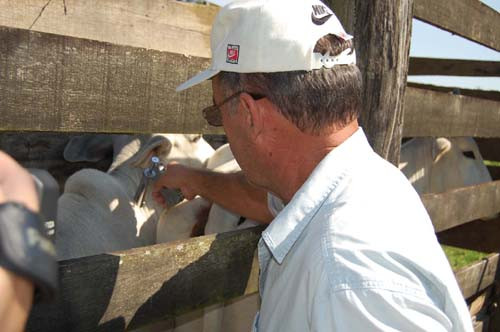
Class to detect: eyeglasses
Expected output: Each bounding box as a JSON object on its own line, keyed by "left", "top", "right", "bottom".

{"left": 202, "top": 91, "right": 265, "bottom": 127}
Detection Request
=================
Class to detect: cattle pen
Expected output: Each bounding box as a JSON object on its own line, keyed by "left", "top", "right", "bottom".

{"left": 0, "top": 0, "right": 499, "bottom": 331}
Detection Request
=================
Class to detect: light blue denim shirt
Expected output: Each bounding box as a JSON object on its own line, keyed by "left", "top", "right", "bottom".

{"left": 253, "top": 128, "right": 472, "bottom": 332}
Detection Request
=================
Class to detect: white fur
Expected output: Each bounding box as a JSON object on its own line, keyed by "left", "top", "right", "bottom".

{"left": 56, "top": 134, "right": 214, "bottom": 260}
{"left": 399, "top": 137, "right": 492, "bottom": 194}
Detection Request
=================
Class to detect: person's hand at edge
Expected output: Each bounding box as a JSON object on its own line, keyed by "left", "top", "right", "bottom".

{"left": 0, "top": 151, "right": 39, "bottom": 332}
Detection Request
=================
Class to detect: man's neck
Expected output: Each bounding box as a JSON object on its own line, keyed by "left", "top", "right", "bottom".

{"left": 269, "top": 120, "right": 359, "bottom": 203}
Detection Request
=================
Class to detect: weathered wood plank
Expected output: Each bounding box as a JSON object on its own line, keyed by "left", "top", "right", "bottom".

{"left": 403, "top": 86, "right": 500, "bottom": 138}
{"left": 409, "top": 58, "right": 500, "bottom": 77}
{"left": 0, "top": 0, "right": 218, "bottom": 58}
{"left": 469, "top": 287, "right": 492, "bottom": 318}
{"left": 27, "top": 227, "right": 263, "bottom": 332}
{"left": 473, "top": 319, "right": 484, "bottom": 332}
{"left": 326, "top": 0, "right": 355, "bottom": 36}
{"left": 455, "top": 253, "right": 499, "bottom": 300}
{"left": 407, "top": 82, "right": 500, "bottom": 102}
{"left": 351, "top": 0, "right": 413, "bottom": 165}
{"left": 25, "top": 223, "right": 498, "bottom": 331}
{"left": 0, "top": 26, "right": 223, "bottom": 134}
{"left": 413, "top": 0, "right": 500, "bottom": 51}
{"left": 421, "top": 181, "right": 500, "bottom": 233}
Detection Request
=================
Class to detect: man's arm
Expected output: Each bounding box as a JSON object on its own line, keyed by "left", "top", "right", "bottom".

{"left": 0, "top": 269, "right": 34, "bottom": 332}
{"left": 152, "top": 164, "right": 273, "bottom": 224}
{"left": 0, "top": 151, "right": 39, "bottom": 332}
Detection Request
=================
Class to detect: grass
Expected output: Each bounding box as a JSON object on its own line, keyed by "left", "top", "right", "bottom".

{"left": 442, "top": 245, "right": 489, "bottom": 270}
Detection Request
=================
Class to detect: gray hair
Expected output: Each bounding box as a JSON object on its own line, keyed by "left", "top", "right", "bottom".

{"left": 219, "top": 35, "right": 362, "bottom": 134}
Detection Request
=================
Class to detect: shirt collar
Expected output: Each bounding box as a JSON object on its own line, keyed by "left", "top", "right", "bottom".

{"left": 262, "top": 128, "right": 373, "bottom": 264}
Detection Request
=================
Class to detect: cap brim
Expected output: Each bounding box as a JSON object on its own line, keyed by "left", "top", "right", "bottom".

{"left": 176, "top": 69, "right": 220, "bottom": 92}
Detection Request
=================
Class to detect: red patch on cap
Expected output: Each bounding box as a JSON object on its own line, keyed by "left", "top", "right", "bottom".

{"left": 226, "top": 44, "right": 240, "bottom": 64}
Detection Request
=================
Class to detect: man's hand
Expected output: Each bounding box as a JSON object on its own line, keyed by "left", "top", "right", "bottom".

{"left": 0, "top": 151, "right": 38, "bottom": 332}
{"left": 0, "top": 269, "right": 34, "bottom": 332}
{"left": 152, "top": 162, "right": 201, "bottom": 204}
{"left": 153, "top": 163, "right": 273, "bottom": 224}
{"left": 0, "top": 151, "right": 39, "bottom": 213}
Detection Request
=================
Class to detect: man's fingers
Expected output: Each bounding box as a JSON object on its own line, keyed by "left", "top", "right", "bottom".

{"left": 0, "top": 151, "right": 39, "bottom": 212}
{"left": 152, "top": 191, "right": 166, "bottom": 206}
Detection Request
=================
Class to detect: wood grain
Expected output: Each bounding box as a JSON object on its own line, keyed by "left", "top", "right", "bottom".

{"left": 352, "top": 0, "right": 413, "bottom": 165}
{"left": 413, "top": 0, "right": 500, "bottom": 51}
{"left": 27, "top": 227, "right": 263, "bottom": 332}
{"left": 0, "top": 0, "right": 218, "bottom": 58}
{"left": 421, "top": 181, "right": 500, "bottom": 233}
{"left": 407, "top": 83, "right": 500, "bottom": 102}
{"left": 0, "top": 26, "right": 223, "bottom": 134}
{"left": 409, "top": 58, "right": 500, "bottom": 77}
{"left": 404, "top": 86, "right": 500, "bottom": 138}
{"left": 455, "top": 253, "right": 499, "bottom": 300}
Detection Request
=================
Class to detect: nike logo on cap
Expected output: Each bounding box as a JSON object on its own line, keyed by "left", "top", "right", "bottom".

{"left": 311, "top": 4, "right": 333, "bottom": 25}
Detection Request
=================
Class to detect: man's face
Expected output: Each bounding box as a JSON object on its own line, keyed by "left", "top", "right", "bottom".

{"left": 211, "top": 78, "right": 259, "bottom": 184}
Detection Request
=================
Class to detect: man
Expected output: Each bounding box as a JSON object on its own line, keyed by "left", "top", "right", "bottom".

{"left": 0, "top": 151, "right": 58, "bottom": 332}
{"left": 153, "top": 0, "right": 473, "bottom": 330}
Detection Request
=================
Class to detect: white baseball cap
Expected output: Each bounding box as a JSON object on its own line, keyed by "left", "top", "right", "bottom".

{"left": 176, "top": 0, "right": 356, "bottom": 92}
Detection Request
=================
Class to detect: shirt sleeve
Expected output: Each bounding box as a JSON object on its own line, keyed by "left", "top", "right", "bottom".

{"left": 311, "top": 287, "right": 455, "bottom": 332}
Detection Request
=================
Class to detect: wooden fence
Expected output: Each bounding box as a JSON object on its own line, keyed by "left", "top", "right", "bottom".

{"left": 0, "top": 0, "right": 499, "bottom": 331}
{"left": 407, "top": 0, "right": 500, "bottom": 330}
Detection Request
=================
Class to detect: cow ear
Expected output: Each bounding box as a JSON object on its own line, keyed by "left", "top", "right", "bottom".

{"left": 432, "top": 137, "right": 452, "bottom": 163}
{"left": 129, "top": 135, "right": 173, "bottom": 168}
{"left": 64, "top": 134, "right": 113, "bottom": 162}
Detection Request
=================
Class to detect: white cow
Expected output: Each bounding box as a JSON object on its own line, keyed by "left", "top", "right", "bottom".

{"left": 56, "top": 134, "right": 214, "bottom": 260}
{"left": 399, "top": 137, "right": 492, "bottom": 194}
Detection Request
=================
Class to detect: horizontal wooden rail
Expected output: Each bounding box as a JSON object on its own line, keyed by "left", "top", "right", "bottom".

{"left": 4, "top": 31, "right": 500, "bottom": 138}
{"left": 27, "top": 227, "right": 263, "bottom": 332}
{"left": 0, "top": 26, "right": 222, "bottom": 135}
{"left": 407, "top": 82, "right": 500, "bottom": 102}
{"left": 27, "top": 225, "right": 498, "bottom": 331}
{"left": 0, "top": 0, "right": 217, "bottom": 58}
{"left": 413, "top": 0, "right": 500, "bottom": 51}
{"left": 404, "top": 86, "right": 500, "bottom": 137}
{"left": 421, "top": 181, "right": 500, "bottom": 233}
{"left": 409, "top": 58, "right": 500, "bottom": 77}
{"left": 455, "top": 253, "right": 499, "bottom": 300}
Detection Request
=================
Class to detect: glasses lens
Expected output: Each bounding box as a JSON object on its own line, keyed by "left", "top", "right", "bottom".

{"left": 202, "top": 106, "right": 223, "bottom": 127}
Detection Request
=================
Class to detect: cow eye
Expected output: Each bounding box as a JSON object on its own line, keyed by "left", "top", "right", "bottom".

{"left": 462, "top": 151, "right": 476, "bottom": 159}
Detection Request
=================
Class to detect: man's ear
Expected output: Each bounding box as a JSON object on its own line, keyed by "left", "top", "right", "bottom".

{"left": 240, "top": 93, "right": 264, "bottom": 135}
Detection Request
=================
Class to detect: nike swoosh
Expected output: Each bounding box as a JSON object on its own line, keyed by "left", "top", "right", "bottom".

{"left": 311, "top": 13, "right": 333, "bottom": 25}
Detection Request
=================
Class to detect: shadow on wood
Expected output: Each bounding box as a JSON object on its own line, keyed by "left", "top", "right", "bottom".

{"left": 476, "top": 138, "right": 500, "bottom": 182}
{"left": 127, "top": 230, "right": 259, "bottom": 330}
{"left": 27, "top": 254, "right": 124, "bottom": 331}
{"left": 0, "top": 132, "right": 112, "bottom": 188}
{"left": 26, "top": 227, "right": 262, "bottom": 332}
{"left": 437, "top": 217, "right": 500, "bottom": 253}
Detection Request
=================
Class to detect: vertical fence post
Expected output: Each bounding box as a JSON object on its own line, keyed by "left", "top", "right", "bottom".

{"left": 327, "top": 0, "right": 413, "bottom": 165}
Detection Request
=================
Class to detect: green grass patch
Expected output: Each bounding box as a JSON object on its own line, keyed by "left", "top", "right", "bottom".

{"left": 442, "top": 245, "right": 489, "bottom": 270}
{"left": 484, "top": 160, "right": 500, "bottom": 167}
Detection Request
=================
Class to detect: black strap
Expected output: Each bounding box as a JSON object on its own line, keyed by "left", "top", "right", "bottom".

{"left": 0, "top": 202, "right": 58, "bottom": 301}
